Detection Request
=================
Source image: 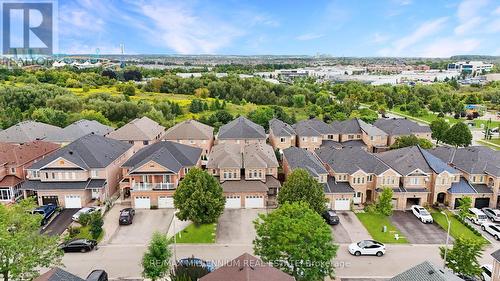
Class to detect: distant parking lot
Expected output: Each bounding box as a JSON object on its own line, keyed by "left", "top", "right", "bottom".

{"left": 390, "top": 211, "right": 449, "bottom": 244}
{"left": 41, "top": 209, "right": 78, "bottom": 236}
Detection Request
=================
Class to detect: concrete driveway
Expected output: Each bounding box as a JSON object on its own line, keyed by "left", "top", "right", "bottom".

{"left": 41, "top": 209, "right": 78, "bottom": 236}
{"left": 390, "top": 211, "right": 449, "bottom": 244}
{"left": 216, "top": 209, "right": 267, "bottom": 244}
{"left": 105, "top": 209, "right": 174, "bottom": 245}
{"left": 337, "top": 211, "right": 372, "bottom": 242}
{"left": 331, "top": 223, "right": 352, "bottom": 244}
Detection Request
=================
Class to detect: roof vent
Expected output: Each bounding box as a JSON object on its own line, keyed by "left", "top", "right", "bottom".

{"left": 69, "top": 151, "right": 73, "bottom": 155}
{"left": 428, "top": 269, "right": 436, "bottom": 275}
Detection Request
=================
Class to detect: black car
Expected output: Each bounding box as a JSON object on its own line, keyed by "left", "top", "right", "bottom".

{"left": 119, "top": 208, "right": 135, "bottom": 225}
{"left": 59, "top": 239, "right": 97, "bottom": 253}
{"left": 322, "top": 209, "right": 340, "bottom": 225}
{"left": 86, "top": 270, "right": 108, "bottom": 281}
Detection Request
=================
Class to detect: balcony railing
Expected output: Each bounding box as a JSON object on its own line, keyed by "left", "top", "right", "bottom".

{"left": 132, "top": 182, "right": 175, "bottom": 191}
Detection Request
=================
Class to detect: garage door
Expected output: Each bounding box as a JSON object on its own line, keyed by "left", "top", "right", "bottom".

{"left": 245, "top": 195, "right": 264, "bottom": 208}
{"left": 158, "top": 196, "right": 174, "bottom": 208}
{"left": 64, "top": 195, "right": 82, "bottom": 209}
{"left": 225, "top": 196, "right": 241, "bottom": 208}
{"left": 42, "top": 196, "right": 58, "bottom": 206}
{"left": 475, "top": 198, "right": 490, "bottom": 209}
{"left": 334, "top": 198, "right": 350, "bottom": 210}
{"left": 134, "top": 196, "right": 151, "bottom": 209}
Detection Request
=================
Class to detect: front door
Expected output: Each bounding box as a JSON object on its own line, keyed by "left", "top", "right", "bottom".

{"left": 437, "top": 192, "right": 446, "bottom": 204}
{"left": 353, "top": 192, "right": 363, "bottom": 204}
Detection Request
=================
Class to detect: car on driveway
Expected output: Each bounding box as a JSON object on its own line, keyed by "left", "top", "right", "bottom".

{"left": 178, "top": 257, "right": 215, "bottom": 272}
{"left": 119, "top": 208, "right": 135, "bottom": 225}
{"left": 322, "top": 209, "right": 340, "bottom": 225}
{"left": 348, "top": 240, "right": 386, "bottom": 257}
{"left": 32, "top": 204, "right": 57, "bottom": 225}
{"left": 59, "top": 238, "right": 97, "bottom": 253}
{"left": 482, "top": 208, "right": 500, "bottom": 222}
{"left": 86, "top": 269, "right": 108, "bottom": 281}
{"left": 469, "top": 208, "right": 488, "bottom": 225}
{"left": 411, "top": 205, "right": 433, "bottom": 223}
{"left": 480, "top": 264, "right": 492, "bottom": 281}
{"left": 72, "top": 207, "right": 98, "bottom": 222}
{"left": 481, "top": 223, "right": 500, "bottom": 240}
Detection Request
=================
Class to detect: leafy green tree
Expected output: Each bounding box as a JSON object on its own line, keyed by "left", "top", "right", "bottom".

{"left": 254, "top": 202, "right": 338, "bottom": 281}
{"left": 375, "top": 187, "right": 394, "bottom": 216}
{"left": 457, "top": 196, "right": 472, "bottom": 219}
{"left": 292, "top": 94, "right": 306, "bottom": 108}
{"left": 142, "top": 232, "right": 172, "bottom": 281}
{"left": 445, "top": 122, "right": 472, "bottom": 147}
{"left": 89, "top": 212, "right": 104, "bottom": 240}
{"left": 31, "top": 107, "right": 69, "bottom": 127}
{"left": 173, "top": 168, "right": 225, "bottom": 224}
{"left": 0, "top": 199, "right": 63, "bottom": 281}
{"left": 430, "top": 118, "right": 450, "bottom": 145}
{"left": 248, "top": 107, "right": 275, "bottom": 130}
{"left": 440, "top": 236, "right": 484, "bottom": 278}
{"left": 390, "top": 135, "right": 433, "bottom": 149}
{"left": 278, "top": 169, "right": 328, "bottom": 215}
{"left": 428, "top": 97, "right": 443, "bottom": 113}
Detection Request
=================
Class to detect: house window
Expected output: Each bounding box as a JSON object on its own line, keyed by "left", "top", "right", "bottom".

{"left": 233, "top": 172, "right": 237, "bottom": 178}
{"left": 0, "top": 189, "right": 11, "bottom": 200}
{"left": 51, "top": 172, "right": 55, "bottom": 179}
{"left": 91, "top": 170, "right": 98, "bottom": 178}
{"left": 184, "top": 168, "right": 190, "bottom": 174}
{"left": 411, "top": 178, "right": 418, "bottom": 185}
{"left": 328, "top": 134, "right": 334, "bottom": 140}
{"left": 312, "top": 137, "right": 317, "bottom": 142}
{"left": 228, "top": 172, "right": 232, "bottom": 179}
{"left": 356, "top": 134, "right": 361, "bottom": 139}
{"left": 368, "top": 175, "right": 373, "bottom": 182}
{"left": 9, "top": 167, "right": 15, "bottom": 174}
{"left": 280, "top": 137, "right": 286, "bottom": 143}
{"left": 348, "top": 135, "right": 354, "bottom": 140}
{"left": 370, "top": 136, "right": 374, "bottom": 141}
{"left": 258, "top": 171, "right": 262, "bottom": 178}
{"left": 223, "top": 172, "right": 228, "bottom": 179}
{"left": 143, "top": 140, "right": 149, "bottom": 145}
{"left": 479, "top": 176, "right": 484, "bottom": 183}
{"left": 163, "top": 175, "right": 170, "bottom": 183}
{"left": 302, "top": 137, "right": 307, "bottom": 141}
{"left": 128, "top": 140, "right": 134, "bottom": 144}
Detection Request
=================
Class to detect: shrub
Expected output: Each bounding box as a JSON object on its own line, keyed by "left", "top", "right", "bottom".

{"left": 78, "top": 213, "right": 91, "bottom": 226}
{"left": 68, "top": 226, "right": 81, "bottom": 237}
{"left": 437, "top": 112, "right": 445, "bottom": 118}
{"left": 89, "top": 212, "right": 104, "bottom": 240}
{"left": 170, "top": 263, "right": 210, "bottom": 281}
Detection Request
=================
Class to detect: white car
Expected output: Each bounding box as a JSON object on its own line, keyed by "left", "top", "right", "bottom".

{"left": 411, "top": 205, "right": 433, "bottom": 223}
{"left": 348, "top": 240, "right": 386, "bottom": 257}
{"left": 480, "top": 264, "right": 492, "bottom": 281}
{"left": 481, "top": 223, "right": 500, "bottom": 240}
{"left": 72, "top": 207, "right": 98, "bottom": 221}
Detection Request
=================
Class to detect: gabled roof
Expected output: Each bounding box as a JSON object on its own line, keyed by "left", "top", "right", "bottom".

{"left": 428, "top": 146, "right": 500, "bottom": 177}
{"left": 29, "top": 134, "right": 132, "bottom": 170}
{"left": 34, "top": 267, "right": 84, "bottom": 281}
{"left": 357, "top": 118, "right": 388, "bottom": 136}
{"left": 207, "top": 143, "right": 242, "bottom": 169}
{"left": 60, "top": 119, "right": 114, "bottom": 143}
{"left": 269, "top": 118, "right": 296, "bottom": 137}
{"left": 244, "top": 143, "right": 279, "bottom": 168}
{"left": 390, "top": 261, "right": 462, "bottom": 281}
{"left": 106, "top": 116, "right": 165, "bottom": 141}
{"left": 122, "top": 141, "right": 201, "bottom": 173}
{"left": 164, "top": 119, "right": 214, "bottom": 140}
{"left": 324, "top": 176, "right": 355, "bottom": 194}
{"left": 199, "top": 253, "right": 295, "bottom": 281}
{"left": 217, "top": 116, "right": 266, "bottom": 140}
{"left": 0, "top": 141, "right": 59, "bottom": 167}
{"left": 321, "top": 139, "right": 367, "bottom": 150}
{"left": 0, "top": 121, "right": 64, "bottom": 143}
{"left": 283, "top": 147, "right": 327, "bottom": 177}
{"left": 293, "top": 118, "right": 335, "bottom": 136}
{"left": 373, "top": 118, "right": 431, "bottom": 135}
{"left": 316, "top": 146, "right": 391, "bottom": 175}
{"left": 448, "top": 177, "right": 476, "bottom": 194}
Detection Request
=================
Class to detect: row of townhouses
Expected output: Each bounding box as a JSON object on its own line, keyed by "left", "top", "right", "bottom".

{"left": 0, "top": 115, "right": 496, "bottom": 211}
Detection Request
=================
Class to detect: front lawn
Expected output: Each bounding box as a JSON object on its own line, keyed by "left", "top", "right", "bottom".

{"left": 430, "top": 210, "right": 488, "bottom": 244}
{"left": 174, "top": 223, "right": 216, "bottom": 243}
{"left": 67, "top": 225, "right": 104, "bottom": 242}
{"left": 355, "top": 212, "right": 408, "bottom": 244}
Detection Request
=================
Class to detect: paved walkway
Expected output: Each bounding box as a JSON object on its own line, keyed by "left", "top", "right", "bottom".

{"left": 338, "top": 211, "right": 372, "bottom": 242}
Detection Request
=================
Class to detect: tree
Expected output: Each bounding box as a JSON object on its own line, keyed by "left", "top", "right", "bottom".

{"left": 173, "top": 168, "right": 225, "bottom": 224}
{"left": 248, "top": 107, "right": 274, "bottom": 130}
{"left": 170, "top": 263, "right": 210, "bottom": 281}
{"left": 457, "top": 196, "right": 472, "bottom": 219}
{"left": 430, "top": 118, "right": 450, "bottom": 145}
{"left": 142, "top": 232, "right": 172, "bottom": 281}
{"left": 375, "top": 187, "right": 394, "bottom": 216}
{"left": 253, "top": 202, "right": 338, "bottom": 281}
{"left": 428, "top": 97, "right": 443, "bottom": 113}
{"left": 390, "top": 135, "right": 433, "bottom": 149}
{"left": 278, "top": 169, "right": 328, "bottom": 215}
{"left": 444, "top": 122, "right": 472, "bottom": 147}
{"left": 0, "top": 199, "right": 63, "bottom": 281}
{"left": 292, "top": 94, "right": 306, "bottom": 108}
{"left": 89, "top": 212, "right": 104, "bottom": 240}
{"left": 440, "top": 236, "right": 484, "bottom": 278}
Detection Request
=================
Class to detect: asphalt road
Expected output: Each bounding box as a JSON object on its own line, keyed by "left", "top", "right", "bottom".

{"left": 41, "top": 209, "right": 78, "bottom": 236}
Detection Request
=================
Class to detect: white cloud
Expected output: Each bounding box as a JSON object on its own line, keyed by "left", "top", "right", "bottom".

{"left": 419, "top": 37, "right": 480, "bottom": 57}
{"left": 295, "top": 33, "right": 324, "bottom": 41}
{"left": 454, "top": 17, "right": 483, "bottom": 35}
{"left": 371, "top": 33, "right": 390, "bottom": 44}
{"left": 456, "top": 0, "right": 489, "bottom": 21}
{"left": 494, "top": 6, "right": 500, "bottom": 14}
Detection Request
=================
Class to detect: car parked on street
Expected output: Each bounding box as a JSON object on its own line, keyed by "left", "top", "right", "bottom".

{"left": 32, "top": 204, "right": 57, "bottom": 225}
{"left": 411, "top": 205, "right": 433, "bottom": 223}
{"left": 59, "top": 238, "right": 97, "bottom": 253}
{"left": 178, "top": 257, "right": 215, "bottom": 272}
{"left": 72, "top": 207, "right": 98, "bottom": 222}
{"left": 482, "top": 208, "right": 500, "bottom": 222}
{"left": 348, "top": 240, "right": 386, "bottom": 257}
{"left": 119, "top": 208, "right": 135, "bottom": 225}
{"left": 86, "top": 269, "right": 108, "bottom": 281}
{"left": 481, "top": 223, "right": 500, "bottom": 240}
{"left": 480, "top": 264, "right": 492, "bottom": 281}
{"left": 469, "top": 208, "right": 488, "bottom": 225}
{"left": 322, "top": 209, "right": 340, "bottom": 225}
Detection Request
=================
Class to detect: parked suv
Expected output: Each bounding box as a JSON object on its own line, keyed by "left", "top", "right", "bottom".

{"left": 119, "top": 208, "right": 135, "bottom": 225}
{"left": 322, "top": 209, "right": 340, "bottom": 225}
{"left": 32, "top": 204, "right": 57, "bottom": 225}
{"left": 468, "top": 208, "right": 488, "bottom": 225}
{"left": 411, "top": 205, "right": 433, "bottom": 223}
{"left": 482, "top": 208, "right": 500, "bottom": 222}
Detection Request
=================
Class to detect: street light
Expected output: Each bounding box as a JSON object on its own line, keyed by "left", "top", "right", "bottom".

{"left": 441, "top": 211, "right": 451, "bottom": 270}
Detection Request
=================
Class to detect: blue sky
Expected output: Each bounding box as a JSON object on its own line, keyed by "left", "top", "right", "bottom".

{"left": 57, "top": 0, "right": 500, "bottom": 57}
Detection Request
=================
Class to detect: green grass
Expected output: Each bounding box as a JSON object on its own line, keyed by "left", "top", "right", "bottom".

{"left": 69, "top": 225, "right": 104, "bottom": 242}
{"left": 430, "top": 210, "right": 488, "bottom": 244}
{"left": 355, "top": 212, "right": 409, "bottom": 244}
{"left": 487, "top": 138, "right": 500, "bottom": 145}
{"left": 174, "top": 223, "right": 216, "bottom": 243}
{"left": 478, "top": 140, "right": 500, "bottom": 150}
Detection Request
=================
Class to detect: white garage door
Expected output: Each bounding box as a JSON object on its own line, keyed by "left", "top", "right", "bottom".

{"left": 134, "top": 196, "right": 151, "bottom": 209}
{"left": 334, "top": 198, "right": 350, "bottom": 210}
{"left": 245, "top": 195, "right": 264, "bottom": 208}
{"left": 225, "top": 196, "right": 241, "bottom": 208}
{"left": 64, "top": 195, "right": 82, "bottom": 209}
{"left": 158, "top": 196, "right": 174, "bottom": 208}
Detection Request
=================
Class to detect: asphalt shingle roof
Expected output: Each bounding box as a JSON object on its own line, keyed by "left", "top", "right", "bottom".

{"left": 59, "top": 119, "right": 114, "bottom": 143}
{"left": 269, "top": 118, "right": 295, "bottom": 137}
{"left": 0, "top": 121, "right": 64, "bottom": 143}
{"left": 293, "top": 118, "right": 336, "bottom": 136}
{"left": 428, "top": 146, "right": 500, "bottom": 177}
{"left": 217, "top": 116, "right": 266, "bottom": 140}
{"left": 283, "top": 147, "right": 327, "bottom": 177}
{"left": 316, "top": 146, "right": 391, "bottom": 175}
{"left": 448, "top": 177, "right": 477, "bottom": 194}
{"left": 377, "top": 146, "right": 452, "bottom": 176}
{"left": 122, "top": 141, "right": 201, "bottom": 172}
{"left": 207, "top": 143, "right": 242, "bottom": 169}
{"left": 374, "top": 118, "right": 431, "bottom": 135}
{"left": 0, "top": 141, "right": 59, "bottom": 166}
{"left": 390, "top": 261, "right": 462, "bottom": 281}
{"left": 29, "top": 134, "right": 132, "bottom": 170}
{"left": 324, "top": 176, "right": 355, "bottom": 194}
{"left": 106, "top": 116, "right": 165, "bottom": 141}
{"left": 34, "top": 267, "right": 85, "bottom": 281}
{"left": 164, "top": 119, "right": 214, "bottom": 140}
{"left": 22, "top": 179, "right": 105, "bottom": 191}
{"left": 244, "top": 143, "right": 279, "bottom": 168}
